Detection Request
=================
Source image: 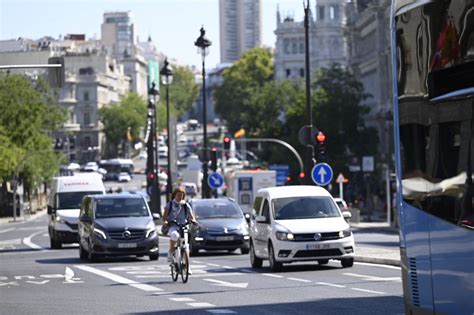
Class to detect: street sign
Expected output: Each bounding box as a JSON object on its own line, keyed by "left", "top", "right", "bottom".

{"left": 362, "top": 156, "right": 374, "bottom": 172}
{"left": 311, "top": 163, "right": 333, "bottom": 186}
{"left": 208, "top": 172, "right": 224, "bottom": 189}
{"left": 147, "top": 60, "right": 160, "bottom": 91}
{"left": 147, "top": 185, "right": 153, "bottom": 196}
{"left": 336, "top": 173, "right": 346, "bottom": 183}
{"left": 269, "top": 164, "right": 289, "bottom": 186}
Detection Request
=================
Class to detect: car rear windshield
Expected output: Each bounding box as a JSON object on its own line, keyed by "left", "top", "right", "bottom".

{"left": 95, "top": 198, "right": 149, "bottom": 218}
{"left": 194, "top": 202, "right": 243, "bottom": 219}
{"left": 58, "top": 191, "right": 103, "bottom": 210}
{"left": 273, "top": 197, "right": 341, "bottom": 220}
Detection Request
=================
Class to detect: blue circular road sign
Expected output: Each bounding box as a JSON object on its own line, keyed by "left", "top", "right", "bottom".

{"left": 147, "top": 185, "right": 153, "bottom": 196}
{"left": 208, "top": 172, "right": 224, "bottom": 189}
{"left": 311, "top": 163, "right": 333, "bottom": 186}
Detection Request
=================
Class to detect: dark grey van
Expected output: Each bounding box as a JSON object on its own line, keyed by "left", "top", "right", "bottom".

{"left": 78, "top": 193, "right": 159, "bottom": 261}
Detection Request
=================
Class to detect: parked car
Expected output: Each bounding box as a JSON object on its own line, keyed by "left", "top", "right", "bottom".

{"left": 78, "top": 193, "right": 160, "bottom": 261}
{"left": 333, "top": 198, "right": 349, "bottom": 210}
{"left": 118, "top": 172, "right": 131, "bottom": 182}
{"left": 188, "top": 198, "right": 250, "bottom": 256}
{"left": 249, "top": 186, "right": 354, "bottom": 271}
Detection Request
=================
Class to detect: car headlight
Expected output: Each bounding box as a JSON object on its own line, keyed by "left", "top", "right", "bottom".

{"left": 238, "top": 222, "right": 249, "bottom": 233}
{"left": 145, "top": 227, "right": 157, "bottom": 238}
{"left": 93, "top": 227, "right": 107, "bottom": 239}
{"left": 55, "top": 216, "right": 66, "bottom": 224}
{"left": 276, "top": 231, "right": 294, "bottom": 241}
{"left": 339, "top": 229, "right": 351, "bottom": 238}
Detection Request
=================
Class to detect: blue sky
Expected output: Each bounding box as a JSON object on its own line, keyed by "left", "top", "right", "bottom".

{"left": 0, "top": 0, "right": 305, "bottom": 68}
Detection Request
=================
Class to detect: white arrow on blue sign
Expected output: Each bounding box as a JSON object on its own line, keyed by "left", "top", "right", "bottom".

{"left": 311, "top": 163, "right": 333, "bottom": 186}
{"left": 208, "top": 172, "right": 224, "bottom": 189}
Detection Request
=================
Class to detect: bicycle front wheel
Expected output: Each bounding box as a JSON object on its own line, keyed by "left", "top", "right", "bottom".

{"left": 180, "top": 248, "right": 189, "bottom": 283}
{"left": 171, "top": 251, "right": 179, "bottom": 282}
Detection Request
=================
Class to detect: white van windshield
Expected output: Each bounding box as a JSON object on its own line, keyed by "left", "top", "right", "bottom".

{"left": 58, "top": 191, "right": 103, "bottom": 209}
{"left": 273, "top": 197, "right": 341, "bottom": 220}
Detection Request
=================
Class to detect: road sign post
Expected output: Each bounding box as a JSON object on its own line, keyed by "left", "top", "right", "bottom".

{"left": 311, "top": 163, "right": 333, "bottom": 186}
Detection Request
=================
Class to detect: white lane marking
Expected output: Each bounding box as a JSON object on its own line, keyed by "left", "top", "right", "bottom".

{"left": 262, "top": 273, "right": 283, "bottom": 278}
{"left": 64, "top": 267, "right": 83, "bottom": 283}
{"left": 136, "top": 272, "right": 244, "bottom": 279}
{"left": 42, "top": 233, "right": 49, "bottom": 237}
{"left": 170, "top": 297, "right": 195, "bottom": 302}
{"left": 206, "top": 309, "right": 237, "bottom": 314}
{"left": 22, "top": 231, "right": 45, "bottom": 250}
{"left": 0, "top": 228, "right": 14, "bottom": 234}
{"left": 203, "top": 278, "right": 248, "bottom": 288}
{"left": 351, "top": 288, "right": 386, "bottom": 295}
{"left": 26, "top": 280, "right": 49, "bottom": 285}
{"left": 75, "top": 265, "right": 162, "bottom": 292}
{"left": 354, "top": 262, "right": 401, "bottom": 270}
{"left": 222, "top": 266, "right": 233, "bottom": 269}
{"left": 287, "top": 277, "right": 312, "bottom": 283}
{"left": 188, "top": 302, "right": 215, "bottom": 308}
{"left": 317, "top": 282, "right": 346, "bottom": 288}
{"left": 207, "top": 263, "right": 220, "bottom": 267}
{"left": 0, "top": 238, "right": 22, "bottom": 245}
{"left": 344, "top": 273, "right": 401, "bottom": 282}
{"left": 193, "top": 260, "right": 203, "bottom": 264}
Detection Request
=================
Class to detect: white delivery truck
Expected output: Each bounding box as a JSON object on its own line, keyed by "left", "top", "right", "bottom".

{"left": 47, "top": 173, "right": 106, "bottom": 249}
{"left": 225, "top": 170, "right": 277, "bottom": 215}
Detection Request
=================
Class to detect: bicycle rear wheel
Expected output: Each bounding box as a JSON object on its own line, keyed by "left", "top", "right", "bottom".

{"left": 180, "top": 248, "right": 189, "bottom": 283}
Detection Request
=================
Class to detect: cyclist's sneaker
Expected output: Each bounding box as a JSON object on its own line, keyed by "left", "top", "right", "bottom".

{"left": 188, "top": 267, "right": 193, "bottom": 275}
{"left": 167, "top": 252, "right": 173, "bottom": 264}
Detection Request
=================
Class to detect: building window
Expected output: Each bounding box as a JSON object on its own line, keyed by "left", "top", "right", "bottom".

{"left": 84, "top": 112, "right": 90, "bottom": 126}
{"left": 70, "top": 111, "right": 74, "bottom": 124}
{"left": 283, "top": 39, "right": 290, "bottom": 54}
{"left": 286, "top": 69, "right": 291, "bottom": 78}
{"left": 300, "top": 68, "right": 305, "bottom": 77}
{"left": 83, "top": 136, "right": 91, "bottom": 148}
{"left": 318, "top": 6, "right": 325, "bottom": 20}
{"left": 292, "top": 41, "right": 298, "bottom": 54}
{"left": 299, "top": 42, "right": 304, "bottom": 54}
{"left": 84, "top": 91, "right": 89, "bottom": 101}
{"left": 330, "top": 6, "right": 339, "bottom": 20}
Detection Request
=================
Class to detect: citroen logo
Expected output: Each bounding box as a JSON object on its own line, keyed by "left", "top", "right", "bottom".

{"left": 123, "top": 230, "right": 131, "bottom": 239}
{"left": 314, "top": 233, "right": 322, "bottom": 241}
{"left": 223, "top": 228, "right": 228, "bottom": 234}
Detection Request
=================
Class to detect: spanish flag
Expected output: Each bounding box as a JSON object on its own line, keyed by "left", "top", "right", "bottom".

{"left": 234, "top": 128, "right": 245, "bottom": 139}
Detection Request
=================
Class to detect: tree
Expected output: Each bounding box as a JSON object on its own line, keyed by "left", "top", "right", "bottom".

{"left": 0, "top": 74, "right": 67, "bottom": 206}
{"left": 214, "top": 47, "right": 275, "bottom": 134}
{"left": 99, "top": 92, "right": 147, "bottom": 157}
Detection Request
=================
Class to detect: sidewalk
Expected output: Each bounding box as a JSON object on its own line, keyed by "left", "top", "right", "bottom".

{"left": 0, "top": 208, "right": 47, "bottom": 225}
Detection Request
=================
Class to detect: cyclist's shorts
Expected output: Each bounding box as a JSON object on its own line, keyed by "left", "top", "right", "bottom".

{"left": 169, "top": 225, "right": 180, "bottom": 241}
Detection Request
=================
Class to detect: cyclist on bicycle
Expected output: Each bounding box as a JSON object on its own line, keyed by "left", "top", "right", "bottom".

{"left": 163, "top": 187, "right": 197, "bottom": 264}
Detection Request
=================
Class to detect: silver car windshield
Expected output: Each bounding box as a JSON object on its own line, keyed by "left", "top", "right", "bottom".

{"left": 273, "top": 197, "right": 341, "bottom": 220}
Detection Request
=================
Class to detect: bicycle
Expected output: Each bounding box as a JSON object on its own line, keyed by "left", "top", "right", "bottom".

{"left": 169, "top": 221, "right": 191, "bottom": 283}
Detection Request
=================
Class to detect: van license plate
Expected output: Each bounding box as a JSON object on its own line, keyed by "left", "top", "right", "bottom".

{"left": 216, "top": 236, "right": 234, "bottom": 241}
{"left": 118, "top": 243, "right": 137, "bottom": 248}
{"left": 306, "top": 244, "right": 330, "bottom": 250}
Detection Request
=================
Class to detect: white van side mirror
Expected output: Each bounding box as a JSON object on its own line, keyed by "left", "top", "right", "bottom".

{"left": 256, "top": 215, "right": 266, "bottom": 223}
{"left": 343, "top": 211, "right": 352, "bottom": 219}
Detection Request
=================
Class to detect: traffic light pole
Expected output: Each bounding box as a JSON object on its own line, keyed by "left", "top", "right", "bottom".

{"left": 303, "top": 0, "right": 315, "bottom": 184}
{"left": 147, "top": 84, "right": 161, "bottom": 214}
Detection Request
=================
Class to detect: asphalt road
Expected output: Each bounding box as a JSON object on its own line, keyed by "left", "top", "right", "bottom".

{"left": 0, "top": 214, "right": 404, "bottom": 314}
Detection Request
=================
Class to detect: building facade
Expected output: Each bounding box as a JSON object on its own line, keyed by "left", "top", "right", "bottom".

{"left": 274, "top": 0, "right": 349, "bottom": 80}
{"left": 101, "top": 11, "right": 148, "bottom": 97}
{"left": 219, "top": 0, "right": 262, "bottom": 64}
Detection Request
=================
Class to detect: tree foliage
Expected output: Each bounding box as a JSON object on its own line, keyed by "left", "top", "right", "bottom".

{"left": 99, "top": 92, "right": 147, "bottom": 155}
{"left": 0, "top": 74, "right": 67, "bottom": 185}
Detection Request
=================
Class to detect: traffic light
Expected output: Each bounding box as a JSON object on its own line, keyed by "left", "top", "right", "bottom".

{"left": 315, "top": 131, "right": 327, "bottom": 161}
{"left": 223, "top": 136, "right": 231, "bottom": 151}
{"left": 147, "top": 171, "right": 156, "bottom": 196}
{"left": 210, "top": 147, "right": 217, "bottom": 171}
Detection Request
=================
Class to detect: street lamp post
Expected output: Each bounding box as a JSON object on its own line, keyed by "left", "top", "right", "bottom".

{"left": 160, "top": 58, "right": 174, "bottom": 201}
{"left": 194, "top": 26, "right": 212, "bottom": 199}
{"left": 303, "top": 0, "right": 315, "bottom": 184}
{"left": 147, "top": 83, "right": 161, "bottom": 213}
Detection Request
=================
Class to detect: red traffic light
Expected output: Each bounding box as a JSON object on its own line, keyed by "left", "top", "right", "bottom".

{"left": 148, "top": 172, "right": 155, "bottom": 180}
{"left": 299, "top": 172, "right": 305, "bottom": 179}
{"left": 223, "top": 136, "right": 231, "bottom": 143}
{"left": 316, "top": 131, "right": 326, "bottom": 143}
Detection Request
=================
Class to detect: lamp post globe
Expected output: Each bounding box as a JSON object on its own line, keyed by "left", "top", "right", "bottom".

{"left": 160, "top": 58, "right": 174, "bottom": 200}
{"left": 194, "top": 26, "right": 212, "bottom": 199}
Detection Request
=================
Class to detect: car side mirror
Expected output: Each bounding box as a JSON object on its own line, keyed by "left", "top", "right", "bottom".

{"left": 244, "top": 213, "right": 250, "bottom": 223}
{"left": 79, "top": 215, "right": 92, "bottom": 223}
{"left": 343, "top": 211, "right": 352, "bottom": 219}
{"left": 256, "top": 215, "right": 266, "bottom": 223}
{"left": 47, "top": 205, "right": 55, "bottom": 215}
{"left": 152, "top": 213, "right": 161, "bottom": 220}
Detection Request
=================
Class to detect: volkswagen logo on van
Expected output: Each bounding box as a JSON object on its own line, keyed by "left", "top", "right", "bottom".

{"left": 313, "top": 233, "right": 322, "bottom": 241}
{"left": 123, "top": 230, "right": 131, "bottom": 239}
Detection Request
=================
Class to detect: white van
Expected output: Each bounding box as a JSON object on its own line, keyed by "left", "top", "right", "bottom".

{"left": 249, "top": 185, "right": 354, "bottom": 271}
{"left": 48, "top": 173, "right": 106, "bottom": 249}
